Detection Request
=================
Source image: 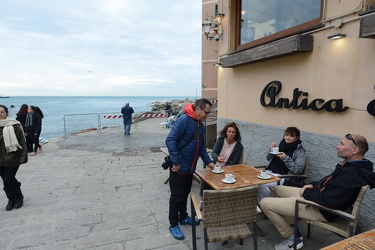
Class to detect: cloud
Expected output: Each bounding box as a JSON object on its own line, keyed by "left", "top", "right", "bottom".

{"left": 0, "top": 0, "right": 203, "bottom": 96}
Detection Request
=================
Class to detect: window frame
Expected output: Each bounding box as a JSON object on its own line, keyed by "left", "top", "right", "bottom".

{"left": 235, "top": 0, "right": 324, "bottom": 52}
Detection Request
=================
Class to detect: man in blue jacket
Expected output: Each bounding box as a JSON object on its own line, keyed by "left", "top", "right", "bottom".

{"left": 120, "top": 101, "right": 134, "bottom": 135}
{"left": 166, "top": 98, "right": 215, "bottom": 240}
{"left": 260, "top": 134, "right": 375, "bottom": 250}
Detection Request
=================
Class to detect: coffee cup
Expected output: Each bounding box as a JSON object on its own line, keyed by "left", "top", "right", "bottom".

{"left": 214, "top": 165, "right": 222, "bottom": 172}
{"left": 271, "top": 147, "right": 279, "bottom": 153}
{"left": 225, "top": 173, "right": 235, "bottom": 181}
{"left": 260, "top": 170, "right": 268, "bottom": 178}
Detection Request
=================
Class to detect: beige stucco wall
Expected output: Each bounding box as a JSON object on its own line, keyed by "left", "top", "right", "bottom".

{"left": 217, "top": 1, "right": 375, "bottom": 142}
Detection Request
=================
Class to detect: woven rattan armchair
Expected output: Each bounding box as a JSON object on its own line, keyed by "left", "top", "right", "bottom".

{"left": 293, "top": 185, "right": 370, "bottom": 250}
{"left": 255, "top": 154, "right": 310, "bottom": 187}
{"left": 190, "top": 186, "right": 259, "bottom": 250}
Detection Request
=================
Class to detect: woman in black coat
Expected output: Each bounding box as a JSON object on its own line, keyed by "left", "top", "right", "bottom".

{"left": 0, "top": 105, "right": 28, "bottom": 210}
{"left": 25, "top": 106, "right": 44, "bottom": 156}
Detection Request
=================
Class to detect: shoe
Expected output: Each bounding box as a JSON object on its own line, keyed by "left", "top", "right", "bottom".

{"left": 127, "top": 133, "right": 131, "bottom": 135}
{"left": 274, "top": 236, "right": 303, "bottom": 250}
{"left": 179, "top": 216, "right": 200, "bottom": 225}
{"left": 31, "top": 152, "right": 36, "bottom": 156}
{"left": 39, "top": 146, "right": 42, "bottom": 152}
{"left": 257, "top": 205, "right": 262, "bottom": 214}
{"left": 6, "top": 200, "right": 15, "bottom": 211}
{"left": 14, "top": 195, "right": 24, "bottom": 209}
{"left": 169, "top": 226, "right": 184, "bottom": 240}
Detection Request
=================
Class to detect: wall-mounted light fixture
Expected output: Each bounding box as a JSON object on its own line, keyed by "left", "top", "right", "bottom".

{"left": 202, "top": 13, "right": 225, "bottom": 41}
{"left": 327, "top": 19, "right": 346, "bottom": 40}
{"left": 213, "top": 62, "right": 222, "bottom": 67}
{"left": 327, "top": 33, "right": 346, "bottom": 40}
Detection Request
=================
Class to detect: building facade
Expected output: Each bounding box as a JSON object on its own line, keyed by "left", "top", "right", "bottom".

{"left": 210, "top": 0, "right": 375, "bottom": 230}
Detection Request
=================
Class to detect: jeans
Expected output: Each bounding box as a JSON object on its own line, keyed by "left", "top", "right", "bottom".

{"left": 169, "top": 171, "right": 193, "bottom": 227}
{"left": 123, "top": 118, "right": 132, "bottom": 134}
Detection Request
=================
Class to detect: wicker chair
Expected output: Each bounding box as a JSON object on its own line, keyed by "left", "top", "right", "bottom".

{"left": 190, "top": 186, "right": 259, "bottom": 250}
{"left": 293, "top": 185, "right": 369, "bottom": 249}
{"left": 277, "top": 155, "right": 310, "bottom": 186}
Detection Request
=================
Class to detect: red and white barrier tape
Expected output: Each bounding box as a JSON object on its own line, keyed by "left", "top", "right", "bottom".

{"left": 103, "top": 115, "right": 123, "bottom": 118}
{"left": 140, "top": 113, "right": 166, "bottom": 118}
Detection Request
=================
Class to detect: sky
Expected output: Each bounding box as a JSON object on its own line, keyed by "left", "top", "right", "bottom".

{"left": 0, "top": 0, "right": 203, "bottom": 96}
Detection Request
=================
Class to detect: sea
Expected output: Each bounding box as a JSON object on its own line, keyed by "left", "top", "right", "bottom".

{"left": 0, "top": 96, "right": 194, "bottom": 140}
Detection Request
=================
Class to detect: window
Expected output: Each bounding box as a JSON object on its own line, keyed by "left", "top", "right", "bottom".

{"left": 238, "top": 0, "right": 322, "bottom": 49}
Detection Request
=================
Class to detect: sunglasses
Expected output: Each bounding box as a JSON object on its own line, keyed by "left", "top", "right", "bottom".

{"left": 201, "top": 108, "right": 211, "bottom": 115}
{"left": 345, "top": 134, "right": 357, "bottom": 146}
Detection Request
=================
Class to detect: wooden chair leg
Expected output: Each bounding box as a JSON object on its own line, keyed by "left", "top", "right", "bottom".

{"left": 164, "top": 177, "right": 169, "bottom": 184}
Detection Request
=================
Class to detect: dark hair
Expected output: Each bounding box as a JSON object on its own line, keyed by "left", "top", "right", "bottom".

{"left": 193, "top": 98, "right": 212, "bottom": 111}
{"left": 30, "top": 106, "right": 44, "bottom": 119}
{"left": 285, "top": 127, "right": 300, "bottom": 139}
{"left": 219, "top": 122, "right": 241, "bottom": 142}
{"left": 0, "top": 104, "right": 8, "bottom": 116}
{"left": 18, "top": 104, "right": 28, "bottom": 113}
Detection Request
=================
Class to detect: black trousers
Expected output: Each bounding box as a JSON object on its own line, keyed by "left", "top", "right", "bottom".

{"left": 0, "top": 165, "right": 21, "bottom": 199}
{"left": 169, "top": 171, "right": 193, "bottom": 227}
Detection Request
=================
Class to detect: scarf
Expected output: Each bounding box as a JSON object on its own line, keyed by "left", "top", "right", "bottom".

{"left": 0, "top": 118, "right": 23, "bottom": 152}
{"left": 268, "top": 139, "right": 301, "bottom": 174}
{"left": 25, "top": 112, "right": 34, "bottom": 127}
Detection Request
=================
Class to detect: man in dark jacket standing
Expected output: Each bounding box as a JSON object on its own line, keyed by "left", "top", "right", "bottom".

{"left": 260, "top": 134, "right": 375, "bottom": 250}
{"left": 120, "top": 101, "right": 134, "bottom": 135}
{"left": 166, "top": 98, "right": 215, "bottom": 240}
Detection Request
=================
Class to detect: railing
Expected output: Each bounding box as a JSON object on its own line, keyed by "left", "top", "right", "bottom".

{"left": 63, "top": 112, "right": 168, "bottom": 136}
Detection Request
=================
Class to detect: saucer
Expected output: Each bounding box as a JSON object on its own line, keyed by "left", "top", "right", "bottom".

{"left": 257, "top": 174, "right": 271, "bottom": 180}
{"left": 270, "top": 151, "right": 281, "bottom": 155}
{"left": 222, "top": 178, "right": 236, "bottom": 184}
{"left": 212, "top": 169, "right": 224, "bottom": 174}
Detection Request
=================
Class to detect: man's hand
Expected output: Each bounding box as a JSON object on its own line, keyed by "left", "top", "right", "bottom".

{"left": 207, "top": 162, "right": 215, "bottom": 170}
{"left": 299, "top": 184, "right": 313, "bottom": 197}
{"left": 171, "top": 165, "right": 181, "bottom": 172}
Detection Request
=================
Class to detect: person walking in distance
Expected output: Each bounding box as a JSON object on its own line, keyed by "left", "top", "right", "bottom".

{"left": 166, "top": 98, "right": 215, "bottom": 240}
{"left": 25, "top": 106, "right": 44, "bottom": 156}
{"left": 0, "top": 105, "right": 28, "bottom": 211}
{"left": 121, "top": 101, "right": 134, "bottom": 135}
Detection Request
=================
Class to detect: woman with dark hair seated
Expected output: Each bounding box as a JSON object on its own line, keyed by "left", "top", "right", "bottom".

{"left": 199, "top": 122, "right": 244, "bottom": 201}
{"left": 258, "top": 126, "right": 306, "bottom": 203}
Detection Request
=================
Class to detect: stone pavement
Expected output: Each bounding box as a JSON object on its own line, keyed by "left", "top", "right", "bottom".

{"left": 0, "top": 118, "right": 343, "bottom": 250}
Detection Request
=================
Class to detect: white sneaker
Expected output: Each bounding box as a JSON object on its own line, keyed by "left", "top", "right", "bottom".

{"left": 274, "top": 237, "right": 303, "bottom": 250}
{"left": 256, "top": 205, "right": 262, "bottom": 214}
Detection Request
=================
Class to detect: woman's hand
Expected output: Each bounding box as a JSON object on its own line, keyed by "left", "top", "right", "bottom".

{"left": 276, "top": 152, "right": 286, "bottom": 159}
{"left": 270, "top": 142, "right": 277, "bottom": 149}
{"left": 217, "top": 157, "right": 225, "bottom": 163}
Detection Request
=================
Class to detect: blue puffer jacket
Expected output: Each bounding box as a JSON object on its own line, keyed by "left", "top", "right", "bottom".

{"left": 165, "top": 104, "right": 213, "bottom": 175}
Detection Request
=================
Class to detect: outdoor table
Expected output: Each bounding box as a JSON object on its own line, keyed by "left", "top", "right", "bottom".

{"left": 192, "top": 163, "right": 280, "bottom": 248}
{"left": 321, "top": 228, "right": 375, "bottom": 250}
{"left": 195, "top": 163, "right": 280, "bottom": 190}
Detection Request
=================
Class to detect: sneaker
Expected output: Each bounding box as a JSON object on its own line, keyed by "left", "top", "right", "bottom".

{"left": 274, "top": 236, "right": 303, "bottom": 250}
{"left": 169, "top": 226, "right": 184, "bottom": 240}
{"left": 179, "top": 216, "right": 200, "bottom": 225}
{"left": 39, "top": 146, "right": 42, "bottom": 152}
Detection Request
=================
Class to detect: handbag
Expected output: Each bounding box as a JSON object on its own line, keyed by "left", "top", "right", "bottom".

{"left": 161, "top": 125, "right": 199, "bottom": 170}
